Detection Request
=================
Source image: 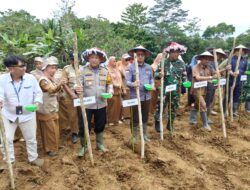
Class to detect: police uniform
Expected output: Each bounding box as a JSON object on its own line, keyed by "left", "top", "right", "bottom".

{"left": 78, "top": 64, "right": 113, "bottom": 154}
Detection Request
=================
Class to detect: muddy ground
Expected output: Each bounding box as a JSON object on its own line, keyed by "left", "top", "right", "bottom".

{"left": 0, "top": 95, "right": 249, "bottom": 190}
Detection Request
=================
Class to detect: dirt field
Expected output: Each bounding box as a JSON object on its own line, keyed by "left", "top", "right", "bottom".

{"left": 0, "top": 95, "right": 250, "bottom": 190}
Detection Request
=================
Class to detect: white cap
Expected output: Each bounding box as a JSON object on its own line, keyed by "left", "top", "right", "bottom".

{"left": 34, "top": 57, "right": 43, "bottom": 63}
{"left": 41, "top": 56, "right": 58, "bottom": 70}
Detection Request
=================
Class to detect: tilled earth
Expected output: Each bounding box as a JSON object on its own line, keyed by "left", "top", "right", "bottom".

{"left": 0, "top": 96, "right": 250, "bottom": 190}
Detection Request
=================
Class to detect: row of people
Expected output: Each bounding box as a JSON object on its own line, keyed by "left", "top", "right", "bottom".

{"left": 0, "top": 43, "right": 249, "bottom": 167}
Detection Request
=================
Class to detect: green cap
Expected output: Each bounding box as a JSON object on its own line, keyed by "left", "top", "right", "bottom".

{"left": 247, "top": 71, "right": 250, "bottom": 75}
{"left": 24, "top": 104, "right": 38, "bottom": 112}
{"left": 101, "top": 93, "right": 112, "bottom": 99}
{"left": 212, "top": 79, "right": 218, "bottom": 84}
{"left": 182, "top": 81, "right": 192, "bottom": 88}
{"left": 144, "top": 84, "right": 153, "bottom": 91}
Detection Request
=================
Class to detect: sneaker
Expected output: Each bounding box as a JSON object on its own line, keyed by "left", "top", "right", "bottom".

{"left": 118, "top": 120, "right": 123, "bottom": 124}
{"left": 210, "top": 110, "right": 218, "bottom": 115}
{"left": 30, "top": 158, "right": 44, "bottom": 167}
{"left": 109, "top": 123, "right": 115, "bottom": 126}
{"left": 71, "top": 133, "right": 79, "bottom": 144}
{"left": 47, "top": 151, "right": 57, "bottom": 157}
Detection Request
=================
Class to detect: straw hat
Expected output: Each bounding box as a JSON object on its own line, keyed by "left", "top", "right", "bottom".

{"left": 128, "top": 45, "right": 152, "bottom": 57}
{"left": 196, "top": 51, "right": 214, "bottom": 60}
{"left": 234, "top": 44, "right": 250, "bottom": 53}
{"left": 215, "top": 48, "right": 227, "bottom": 58}
{"left": 81, "top": 48, "right": 107, "bottom": 63}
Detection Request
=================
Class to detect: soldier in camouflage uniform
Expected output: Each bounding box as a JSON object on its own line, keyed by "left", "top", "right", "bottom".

{"left": 243, "top": 57, "right": 250, "bottom": 112}
{"left": 154, "top": 42, "right": 187, "bottom": 132}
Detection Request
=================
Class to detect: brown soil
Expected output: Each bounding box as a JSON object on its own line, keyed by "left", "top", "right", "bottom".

{"left": 0, "top": 95, "right": 250, "bottom": 190}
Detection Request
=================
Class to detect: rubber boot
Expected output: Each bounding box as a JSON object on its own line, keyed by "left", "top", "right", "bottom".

{"left": 78, "top": 137, "right": 88, "bottom": 157}
{"left": 143, "top": 123, "right": 150, "bottom": 142}
{"left": 207, "top": 108, "right": 214, "bottom": 124}
{"left": 189, "top": 110, "right": 197, "bottom": 125}
{"left": 154, "top": 120, "right": 160, "bottom": 133}
{"left": 233, "top": 102, "right": 239, "bottom": 117}
{"left": 245, "top": 101, "right": 250, "bottom": 113}
{"left": 96, "top": 132, "right": 108, "bottom": 152}
{"left": 131, "top": 125, "right": 137, "bottom": 144}
{"left": 200, "top": 112, "right": 211, "bottom": 131}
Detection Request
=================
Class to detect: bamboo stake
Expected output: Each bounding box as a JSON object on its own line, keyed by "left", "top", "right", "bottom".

{"left": 134, "top": 53, "right": 145, "bottom": 159}
{"left": 169, "top": 91, "right": 173, "bottom": 133}
{"left": 0, "top": 112, "right": 15, "bottom": 189}
{"left": 230, "top": 48, "right": 242, "bottom": 122}
{"left": 213, "top": 49, "right": 227, "bottom": 138}
{"left": 225, "top": 38, "right": 236, "bottom": 117}
{"left": 159, "top": 52, "right": 167, "bottom": 140}
{"left": 73, "top": 33, "right": 94, "bottom": 166}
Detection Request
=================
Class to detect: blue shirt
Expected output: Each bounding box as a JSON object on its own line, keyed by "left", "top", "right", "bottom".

{"left": 126, "top": 63, "right": 154, "bottom": 101}
{"left": 230, "top": 55, "right": 248, "bottom": 85}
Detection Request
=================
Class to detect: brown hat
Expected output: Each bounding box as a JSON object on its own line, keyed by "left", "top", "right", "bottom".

{"left": 128, "top": 45, "right": 152, "bottom": 57}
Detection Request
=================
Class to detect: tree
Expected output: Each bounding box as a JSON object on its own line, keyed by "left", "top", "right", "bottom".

{"left": 202, "top": 22, "right": 235, "bottom": 39}
{"left": 0, "top": 9, "right": 43, "bottom": 40}
{"left": 148, "top": 0, "right": 189, "bottom": 50}
{"left": 183, "top": 17, "right": 201, "bottom": 36}
{"left": 149, "top": 0, "right": 188, "bottom": 25}
{"left": 121, "top": 3, "right": 148, "bottom": 28}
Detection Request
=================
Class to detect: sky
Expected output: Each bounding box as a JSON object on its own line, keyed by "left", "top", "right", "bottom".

{"left": 0, "top": 0, "right": 249, "bottom": 36}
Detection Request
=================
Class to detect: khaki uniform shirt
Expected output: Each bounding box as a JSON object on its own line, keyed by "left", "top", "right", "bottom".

{"left": 30, "top": 69, "right": 43, "bottom": 81}
{"left": 80, "top": 65, "right": 113, "bottom": 109}
{"left": 192, "top": 63, "right": 215, "bottom": 96}
{"left": 38, "top": 76, "right": 61, "bottom": 114}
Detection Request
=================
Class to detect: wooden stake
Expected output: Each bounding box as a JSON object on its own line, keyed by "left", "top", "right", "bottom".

{"left": 134, "top": 53, "right": 145, "bottom": 159}
{"left": 0, "top": 112, "right": 15, "bottom": 189}
{"left": 213, "top": 50, "right": 227, "bottom": 138}
{"left": 225, "top": 38, "right": 236, "bottom": 118}
{"left": 230, "top": 48, "right": 242, "bottom": 122}
{"left": 159, "top": 52, "right": 167, "bottom": 140}
{"left": 73, "top": 33, "right": 94, "bottom": 166}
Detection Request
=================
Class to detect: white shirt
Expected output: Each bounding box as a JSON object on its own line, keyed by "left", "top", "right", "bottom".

{"left": 0, "top": 73, "right": 43, "bottom": 122}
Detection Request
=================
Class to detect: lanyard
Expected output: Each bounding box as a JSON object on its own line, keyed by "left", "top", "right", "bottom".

{"left": 11, "top": 79, "right": 23, "bottom": 104}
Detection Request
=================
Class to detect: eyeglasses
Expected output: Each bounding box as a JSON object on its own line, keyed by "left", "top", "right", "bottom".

{"left": 12, "top": 64, "right": 27, "bottom": 68}
{"left": 137, "top": 54, "right": 145, "bottom": 57}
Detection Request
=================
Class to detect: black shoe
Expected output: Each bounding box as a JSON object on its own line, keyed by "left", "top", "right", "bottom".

{"left": 155, "top": 121, "right": 160, "bottom": 133}
{"left": 71, "top": 133, "right": 79, "bottom": 144}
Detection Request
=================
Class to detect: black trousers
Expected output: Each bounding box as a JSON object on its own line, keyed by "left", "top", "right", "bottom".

{"left": 78, "top": 107, "right": 107, "bottom": 137}
{"left": 131, "top": 100, "right": 150, "bottom": 126}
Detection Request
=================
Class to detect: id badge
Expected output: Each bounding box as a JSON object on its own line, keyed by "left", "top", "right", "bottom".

{"left": 16, "top": 105, "right": 23, "bottom": 115}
